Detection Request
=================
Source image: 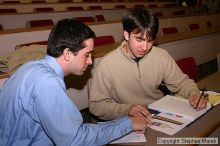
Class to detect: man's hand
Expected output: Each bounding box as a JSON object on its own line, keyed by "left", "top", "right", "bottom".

{"left": 130, "top": 117, "right": 150, "bottom": 134}
{"left": 128, "top": 105, "right": 151, "bottom": 118}
{"left": 188, "top": 94, "right": 208, "bottom": 110}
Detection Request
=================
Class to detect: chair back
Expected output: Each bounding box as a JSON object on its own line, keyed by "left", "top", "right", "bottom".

{"left": 162, "top": 27, "right": 178, "bottom": 35}
{"left": 27, "top": 19, "right": 54, "bottom": 28}
{"left": 94, "top": 35, "right": 115, "bottom": 46}
{"left": 176, "top": 57, "right": 197, "bottom": 81}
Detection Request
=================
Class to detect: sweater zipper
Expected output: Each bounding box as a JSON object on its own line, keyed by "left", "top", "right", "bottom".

{"left": 136, "top": 62, "right": 141, "bottom": 79}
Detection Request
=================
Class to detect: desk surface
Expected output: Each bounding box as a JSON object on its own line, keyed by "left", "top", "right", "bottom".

{"left": 197, "top": 72, "right": 220, "bottom": 92}
{"left": 109, "top": 72, "right": 220, "bottom": 146}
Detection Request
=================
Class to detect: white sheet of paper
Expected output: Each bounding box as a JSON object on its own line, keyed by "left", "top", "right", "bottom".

{"left": 148, "top": 113, "right": 191, "bottom": 135}
{"left": 110, "top": 132, "right": 146, "bottom": 144}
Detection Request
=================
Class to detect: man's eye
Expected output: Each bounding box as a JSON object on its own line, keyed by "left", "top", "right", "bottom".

{"left": 136, "top": 39, "right": 142, "bottom": 42}
{"left": 85, "top": 54, "right": 90, "bottom": 57}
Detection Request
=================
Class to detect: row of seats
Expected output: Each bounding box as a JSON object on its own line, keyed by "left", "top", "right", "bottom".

{"left": 15, "top": 35, "right": 115, "bottom": 50}
{"left": 161, "top": 21, "right": 212, "bottom": 35}
{"left": 0, "top": 0, "right": 177, "bottom": 4}
{"left": 24, "top": 15, "right": 105, "bottom": 28}
{"left": 0, "top": 4, "right": 180, "bottom": 14}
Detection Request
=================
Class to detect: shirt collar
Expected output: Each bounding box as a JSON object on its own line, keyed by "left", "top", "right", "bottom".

{"left": 43, "top": 55, "right": 64, "bottom": 79}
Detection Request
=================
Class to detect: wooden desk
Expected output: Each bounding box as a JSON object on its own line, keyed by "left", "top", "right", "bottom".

{"left": 109, "top": 73, "right": 220, "bottom": 146}
{"left": 197, "top": 72, "right": 220, "bottom": 92}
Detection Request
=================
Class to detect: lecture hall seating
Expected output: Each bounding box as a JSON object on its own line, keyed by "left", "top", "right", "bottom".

{"left": 74, "top": 16, "right": 95, "bottom": 23}
{"left": 0, "top": 24, "right": 4, "bottom": 31}
{"left": 115, "top": 5, "right": 126, "bottom": 9}
{"left": 31, "top": 0, "right": 46, "bottom": 3}
{"left": 172, "top": 10, "right": 186, "bottom": 16}
{"left": 176, "top": 57, "right": 197, "bottom": 81}
{"left": 206, "top": 21, "right": 212, "bottom": 27}
{"left": 154, "top": 12, "right": 164, "bottom": 17}
{"left": 94, "top": 35, "right": 115, "bottom": 46}
{"left": 88, "top": 6, "right": 102, "bottom": 10}
{"left": 95, "top": 15, "right": 105, "bottom": 21}
{"left": 188, "top": 23, "right": 200, "bottom": 30}
{"left": 34, "top": 7, "right": 54, "bottom": 13}
{"left": 66, "top": 6, "right": 84, "bottom": 11}
{"left": 0, "top": 8, "right": 17, "bottom": 14}
{"left": 57, "top": 0, "right": 73, "bottom": 2}
{"left": 2, "top": 0, "right": 20, "bottom": 3}
{"left": 27, "top": 19, "right": 54, "bottom": 28}
{"left": 161, "top": 27, "right": 178, "bottom": 35}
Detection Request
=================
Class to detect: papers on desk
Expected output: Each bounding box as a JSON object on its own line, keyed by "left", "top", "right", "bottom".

{"left": 205, "top": 91, "right": 220, "bottom": 106}
{"left": 110, "top": 132, "right": 146, "bottom": 144}
{"left": 148, "top": 95, "right": 212, "bottom": 135}
{"left": 149, "top": 113, "right": 191, "bottom": 135}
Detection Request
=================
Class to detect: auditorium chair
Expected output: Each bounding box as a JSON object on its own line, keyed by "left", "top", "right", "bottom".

{"left": 31, "top": 0, "right": 46, "bottom": 3}
{"left": 57, "top": 0, "right": 73, "bottom": 2}
{"left": 95, "top": 15, "right": 105, "bottom": 21}
{"left": 83, "top": 0, "right": 98, "bottom": 2}
{"left": 0, "top": 8, "right": 17, "bottom": 14}
{"left": 162, "top": 27, "right": 178, "bottom": 35}
{"left": 66, "top": 6, "right": 84, "bottom": 11}
{"left": 148, "top": 4, "right": 158, "bottom": 8}
{"left": 188, "top": 23, "right": 200, "bottom": 30}
{"left": 88, "top": 6, "right": 102, "bottom": 10}
{"left": 34, "top": 7, "right": 54, "bottom": 13}
{"left": 176, "top": 57, "right": 197, "bottom": 81}
{"left": 134, "top": 4, "right": 145, "bottom": 8}
{"left": 115, "top": 5, "right": 126, "bottom": 9}
{"left": 75, "top": 16, "right": 95, "bottom": 23}
{"left": 172, "top": 10, "right": 186, "bottom": 16}
{"left": 27, "top": 19, "right": 54, "bottom": 28}
{"left": 154, "top": 12, "right": 164, "bottom": 17}
{"left": 0, "top": 24, "right": 4, "bottom": 31}
{"left": 94, "top": 35, "right": 115, "bottom": 46}
{"left": 206, "top": 21, "right": 212, "bottom": 27}
{"left": 2, "top": 0, "right": 20, "bottom": 3}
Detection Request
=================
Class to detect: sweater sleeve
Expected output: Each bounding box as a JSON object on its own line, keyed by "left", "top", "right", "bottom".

{"left": 162, "top": 52, "right": 200, "bottom": 98}
{"left": 89, "top": 61, "right": 132, "bottom": 120}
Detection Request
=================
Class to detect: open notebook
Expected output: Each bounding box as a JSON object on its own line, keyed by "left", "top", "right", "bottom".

{"left": 148, "top": 95, "right": 211, "bottom": 121}
{"left": 148, "top": 95, "right": 212, "bottom": 135}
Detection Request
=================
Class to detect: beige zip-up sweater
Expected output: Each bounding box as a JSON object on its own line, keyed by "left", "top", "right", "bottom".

{"left": 89, "top": 41, "right": 199, "bottom": 120}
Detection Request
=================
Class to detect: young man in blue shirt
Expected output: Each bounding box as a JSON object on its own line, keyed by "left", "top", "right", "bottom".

{"left": 0, "top": 19, "right": 149, "bottom": 146}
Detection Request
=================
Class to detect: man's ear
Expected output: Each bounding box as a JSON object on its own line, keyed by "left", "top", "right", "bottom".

{"left": 123, "top": 31, "right": 129, "bottom": 41}
{"left": 63, "top": 48, "right": 71, "bottom": 61}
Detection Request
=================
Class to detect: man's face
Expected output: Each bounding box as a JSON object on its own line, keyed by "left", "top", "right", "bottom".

{"left": 69, "top": 38, "right": 94, "bottom": 75}
{"left": 124, "top": 31, "right": 153, "bottom": 59}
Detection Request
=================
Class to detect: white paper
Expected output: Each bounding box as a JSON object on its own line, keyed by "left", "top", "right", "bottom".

{"left": 110, "top": 132, "right": 146, "bottom": 144}
{"left": 148, "top": 95, "right": 211, "bottom": 121}
{"left": 148, "top": 113, "right": 191, "bottom": 135}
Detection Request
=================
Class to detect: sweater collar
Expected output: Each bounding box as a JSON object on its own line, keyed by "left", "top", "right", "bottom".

{"left": 120, "top": 40, "right": 149, "bottom": 62}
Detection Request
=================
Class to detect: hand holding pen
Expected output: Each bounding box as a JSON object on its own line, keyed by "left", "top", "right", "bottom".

{"left": 188, "top": 87, "right": 208, "bottom": 110}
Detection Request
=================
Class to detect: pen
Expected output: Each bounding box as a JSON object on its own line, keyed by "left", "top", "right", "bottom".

{"left": 139, "top": 112, "right": 153, "bottom": 126}
{"left": 195, "top": 87, "right": 206, "bottom": 109}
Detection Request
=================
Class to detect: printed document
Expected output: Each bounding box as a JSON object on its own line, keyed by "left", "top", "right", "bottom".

{"left": 148, "top": 95, "right": 212, "bottom": 135}
{"left": 110, "top": 132, "right": 146, "bottom": 144}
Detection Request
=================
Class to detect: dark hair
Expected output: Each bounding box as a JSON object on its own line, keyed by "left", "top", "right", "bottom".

{"left": 47, "top": 19, "right": 95, "bottom": 57}
{"left": 122, "top": 8, "right": 159, "bottom": 40}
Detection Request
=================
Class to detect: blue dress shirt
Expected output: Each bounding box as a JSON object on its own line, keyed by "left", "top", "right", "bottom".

{"left": 0, "top": 55, "right": 132, "bottom": 146}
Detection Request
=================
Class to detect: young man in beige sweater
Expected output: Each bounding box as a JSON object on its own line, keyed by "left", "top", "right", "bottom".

{"left": 89, "top": 8, "right": 208, "bottom": 121}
